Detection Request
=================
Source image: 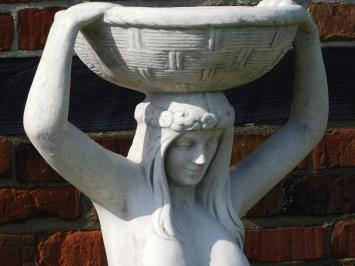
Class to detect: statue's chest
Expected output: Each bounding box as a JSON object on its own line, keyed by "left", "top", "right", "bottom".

{"left": 97, "top": 209, "right": 248, "bottom": 266}
{"left": 136, "top": 215, "right": 248, "bottom": 266}
{"left": 140, "top": 227, "right": 247, "bottom": 266}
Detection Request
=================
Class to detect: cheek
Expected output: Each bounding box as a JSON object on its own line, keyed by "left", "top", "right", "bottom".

{"left": 168, "top": 146, "right": 193, "bottom": 163}
{"left": 166, "top": 148, "right": 189, "bottom": 173}
{"left": 206, "top": 143, "right": 218, "bottom": 161}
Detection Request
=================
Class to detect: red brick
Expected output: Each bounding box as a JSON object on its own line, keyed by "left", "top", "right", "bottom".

{"left": 92, "top": 135, "right": 133, "bottom": 156}
{"left": 37, "top": 231, "right": 107, "bottom": 266}
{"left": 291, "top": 175, "right": 355, "bottom": 215}
{"left": 244, "top": 226, "right": 325, "bottom": 262}
{"left": 18, "top": 7, "right": 65, "bottom": 50}
{"left": 0, "top": 234, "right": 36, "bottom": 266}
{"left": 309, "top": 4, "right": 355, "bottom": 41}
{"left": 15, "top": 141, "right": 63, "bottom": 182}
{"left": 0, "top": 138, "right": 11, "bottom": 178}
{"left": 0, "top": 13, "right": 14, "bottom": 51}
{"left": 232, "top": 132, "right": 306, "bottom": 169}
{"left": 246, "top": 181, "right": 284, "bottom": 217}
{"left": 231, "top": 132, "right": 271, "bottom": 165}
{"left": 313, "top": 129, "right": 355, "bottom": 169}
{"left": 0, "top": 187, "right": 81, "bottom": 225}
{"left": 247, "top": 175, "right": 355, "bottom": 217}
{"left": 332, "top": 221, "right": 355, "bottom": 258}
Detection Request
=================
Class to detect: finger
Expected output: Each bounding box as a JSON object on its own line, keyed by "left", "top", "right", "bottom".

{"left": 257, "top": 0, "right": 271, "bottom": 6}
{"left": 279, "top": 0, "right": 297, "bottom": 6}
{"left": 268, "top": 0, "right": 282, "bottom": 7}
{"left": 67, "top": 2, "right": 116, "bottom": 13}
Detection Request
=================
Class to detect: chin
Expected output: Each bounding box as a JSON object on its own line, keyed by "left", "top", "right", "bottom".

{"left": 179, "top": 174, "right": 205, "bottom": 186}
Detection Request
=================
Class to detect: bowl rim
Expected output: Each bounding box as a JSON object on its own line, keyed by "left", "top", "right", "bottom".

{"left": 102, "top": 5, "right": 307, "bottom": 28}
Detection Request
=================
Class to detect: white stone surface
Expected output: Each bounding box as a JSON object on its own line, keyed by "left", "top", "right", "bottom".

{"left": 74, "top": 4, "right": 305, "bottom": 92}
{"left": 23, "top": 1, "right": 328, "bottom": 265}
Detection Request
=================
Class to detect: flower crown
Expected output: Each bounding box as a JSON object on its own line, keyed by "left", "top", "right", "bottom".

{"left": 134, "top": 101, "right": 235, "bottom": 131}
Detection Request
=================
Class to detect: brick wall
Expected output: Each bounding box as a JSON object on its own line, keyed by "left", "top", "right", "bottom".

{"left": 0, "top": 0, "right": 354, "bottom": 265}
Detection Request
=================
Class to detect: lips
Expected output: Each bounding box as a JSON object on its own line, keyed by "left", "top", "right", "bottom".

{"left": 184, "top": 166, "right": 204, "bottom": 173}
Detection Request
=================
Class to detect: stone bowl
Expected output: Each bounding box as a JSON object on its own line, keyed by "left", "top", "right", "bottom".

{"left": 75, "top": 5, "right": 305, "bottom": 93}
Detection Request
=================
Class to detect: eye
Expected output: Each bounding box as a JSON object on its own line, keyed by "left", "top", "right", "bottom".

{"left": 176, "top": 140, "right": 194, "bottom": 149}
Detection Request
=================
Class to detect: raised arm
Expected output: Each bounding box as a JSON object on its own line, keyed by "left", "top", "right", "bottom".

{"left": 230, "top": 0, "right": 328, "bottom": 217}
{"left": 23, "top": 3, "right": 141, "bottom": 212}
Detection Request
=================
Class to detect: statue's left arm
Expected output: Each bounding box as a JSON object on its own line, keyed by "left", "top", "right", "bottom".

{"left": 230, "top": 2, "right": 329, "bottom": 217}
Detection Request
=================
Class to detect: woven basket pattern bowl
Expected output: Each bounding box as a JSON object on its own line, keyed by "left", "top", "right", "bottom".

{"left": 75, "top": 6, "right": 302, "bottom": 93}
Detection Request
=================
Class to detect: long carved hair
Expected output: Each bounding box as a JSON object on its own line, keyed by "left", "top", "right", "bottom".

{"left": 127, "top": 92, "right": 245, "bottom": 248}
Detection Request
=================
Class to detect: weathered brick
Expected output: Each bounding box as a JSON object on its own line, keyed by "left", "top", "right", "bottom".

{"left": 0, "top": 138, "right": 11, "bottom": 178}
{"left": 92, "top": 135, "right": 133, "bottom": 156}
{"left": 247, "top": 175, "right": 355, "bottom": 217}
{"left": 309, "top": 4, "right": 355, "bottom": 41}
{"left": 313, "top": 129, "right": 355, "bottom": 169}
{"left": 37, "top": 231, "right": 107, "bottom": 266}
{"left": 231, "top": 132, "right": 271, "bottom": 165}
{"left": 0, "top": 187, "right": 81, "bottom": 225}
{"left": 15, "top": 141, "right": 63, "bottom": 182}
{"left": 232, "top": 132, "right": 306, "bottom": 169}
{"left": 331, "top": 221, "right": 355, "bottom": 258}
{"left": 246, "top": 181, "right": 284, "bottom": 217}
{"left": 18, "top": 7, "right": 65, "bottom": 50}
{"left": 0, "top": 234, "right": 36, "bottom": 266}
{"left": 290, "top": 175, "right": 355, "bottom": 215}
{"left": 0, "top": 13, "right": 14, "bottom": 51}
{"left": 244, "top": 226, "right": 325, "bottom": 262}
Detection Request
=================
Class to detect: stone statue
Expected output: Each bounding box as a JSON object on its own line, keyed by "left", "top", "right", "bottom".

{"left": 23, "top": 1, "right": 328, "bottom": 265}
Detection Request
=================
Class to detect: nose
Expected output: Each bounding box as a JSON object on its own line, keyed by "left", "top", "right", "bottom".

{"left": 194, "top": 149, "right": 206, "bottom": 165}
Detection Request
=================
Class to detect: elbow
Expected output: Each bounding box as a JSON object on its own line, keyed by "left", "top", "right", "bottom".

{"left": 289, "top": 99, "right": 329, "bottom": 148}
{"left": 23, "top": 110, "right": 66, "bottom": 149}
{"left": 290, "top": 116, "right": 328, "bottom": 149}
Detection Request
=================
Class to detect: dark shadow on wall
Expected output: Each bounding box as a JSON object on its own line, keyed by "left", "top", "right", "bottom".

{"left": 0, "top": 47, "right": 354, "bottom": 136}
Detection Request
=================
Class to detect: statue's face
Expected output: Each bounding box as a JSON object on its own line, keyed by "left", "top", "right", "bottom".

{"left": 165, "top": 129, "right": 222, "bottom": 186}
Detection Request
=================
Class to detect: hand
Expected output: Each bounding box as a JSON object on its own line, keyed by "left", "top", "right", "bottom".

{"left": 257, "top": 0, "right": 319, "bottom": 42}
{"left": 54, "top": 2, "right": 116, "bottom": 29}
{"left": 257, "top": 0, "right": 298, "bottom": 7}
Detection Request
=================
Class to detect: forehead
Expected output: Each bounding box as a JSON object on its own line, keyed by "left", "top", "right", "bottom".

{"left": 177, "top": 129, "right": 223, "bottom": 141}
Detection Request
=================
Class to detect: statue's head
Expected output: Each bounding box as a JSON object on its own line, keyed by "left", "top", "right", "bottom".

{"left": 165, "top": 128, "right": 222, "bottom": 187}
{"left": 127, "top": 92, "right": 244, "bottom": 246}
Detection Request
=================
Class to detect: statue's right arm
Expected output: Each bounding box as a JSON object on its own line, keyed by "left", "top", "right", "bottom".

{"left": 23, "top": 4, "right": 141, "bottom": 211}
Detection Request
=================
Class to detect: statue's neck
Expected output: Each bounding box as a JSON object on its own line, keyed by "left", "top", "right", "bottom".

{"left": 169, "top": 183, "right": 195, "bottom": 224}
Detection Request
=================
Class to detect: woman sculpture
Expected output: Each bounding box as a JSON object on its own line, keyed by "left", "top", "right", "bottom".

{"left": 23, "top": 0, "right": 328, "bottom": 265}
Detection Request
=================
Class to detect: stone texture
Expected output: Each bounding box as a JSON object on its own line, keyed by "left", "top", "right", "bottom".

{"left": 37, "top": 231, "right": 107, "bottom": 266}
{"left": 0, "top": 13, "right": 14, "bottom": 51}
{"left": 331, "top": 221, "right": 355, "bottom": 258}
{"left": 244, "top": 226, "right": 326, "bottom": 262}
{"left": 0, "top": 187, "right": 81, "bottom": 225}
{"left": 309, "top": 4, "right": 355, "bottom": 41}
{"left": 15, "top": 141, "right": 63, "bottom": 182}
{"left": 0, "top": 138, "right": 12, "bottom": 178}
{"left": 313, "top": 129, "right": 355, "bottom": 169}
{"left": 18, "top": 7, "right": 65, "bottom": 50}
{"left": 0, "top": 234, "right": 36, "bottom": 266}
{"left": 75, "top": 6, "right": 298, "bottom": 93}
